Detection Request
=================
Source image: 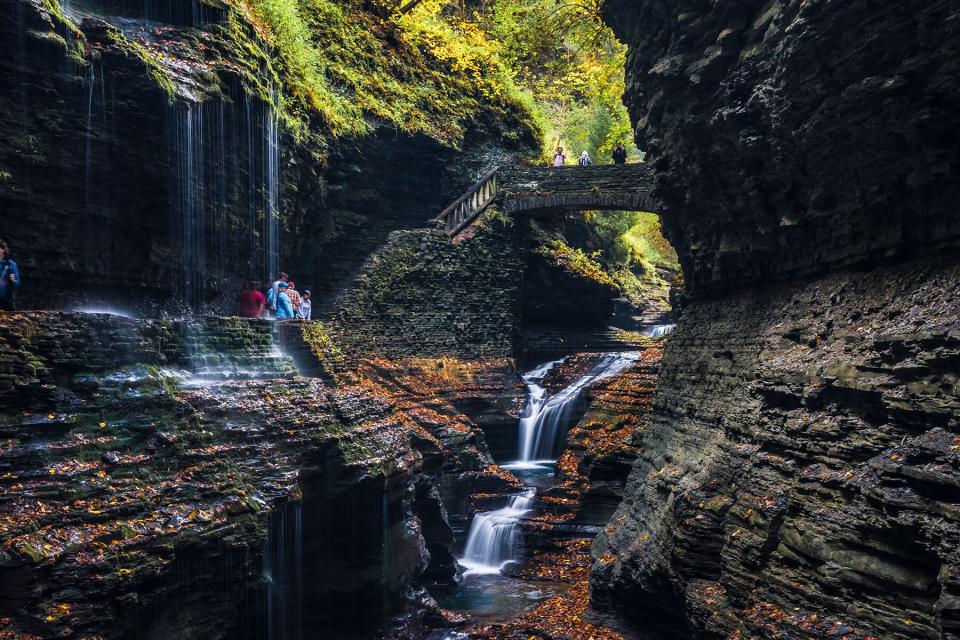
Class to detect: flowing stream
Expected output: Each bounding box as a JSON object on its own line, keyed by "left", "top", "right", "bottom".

{"left": 442, "top": 352, "right": 640, "bottom": 622}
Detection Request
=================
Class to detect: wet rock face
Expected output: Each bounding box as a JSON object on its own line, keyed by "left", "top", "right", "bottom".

{"left": 0, "top": 0, "right": 529, "bottom": 314}
{"left": 590, "top": 256, "right": 960, "bottom": 639}
{"left": 593, "top": 1, "right": 960, "bottom": 638}
{"left": 0, "top": 312, "right": 489, "bottom": 640}
{"left": 603, "top": 0, "right": 960, "bottom": 294}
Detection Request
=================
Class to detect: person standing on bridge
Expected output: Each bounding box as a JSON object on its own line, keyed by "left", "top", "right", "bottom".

{"left": 578, "top": 151, "right": 593, "bottom": 166}
{"left": 612, "top": 141, "right": 628, "bottom": 164}
{"left": 552, "top": 146, "right": 566, "bottom": 167}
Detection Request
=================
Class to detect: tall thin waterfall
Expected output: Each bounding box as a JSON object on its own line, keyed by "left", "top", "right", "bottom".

{"left": 459, "top": 490, "right": 534, "bottom": 575}
{"left": 516, "top": 352, "right": 640, "bottom": 463}
{"left": 167, "top": 95, "right": 281, "bottom": 309}
{"left": 168, "top": 104, "right": 205, "bottom": 309}
{"left": 263, "top": 93, "right": 280, "bottom": 282}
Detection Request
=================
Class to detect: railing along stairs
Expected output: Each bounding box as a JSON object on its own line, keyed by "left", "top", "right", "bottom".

{"left": 435, "top": 165, "right": 500, "bottom": 235}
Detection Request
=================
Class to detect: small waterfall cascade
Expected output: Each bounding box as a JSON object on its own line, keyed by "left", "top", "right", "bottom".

{"left": 646, "top": 323, "right": 676, "bottom": 338}
{"left": 459, "top": 490, "right": 535, "bottom": 575}
{"left": 516, "top": 352, "right": 641, "bottom": 463}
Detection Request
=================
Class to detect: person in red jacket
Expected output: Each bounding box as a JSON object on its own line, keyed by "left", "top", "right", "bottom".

{"left": 238, "top": 281, "right": 266, "bottom": 318}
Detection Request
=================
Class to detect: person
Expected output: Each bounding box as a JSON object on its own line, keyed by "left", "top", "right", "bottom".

{"left": 274, "top": 282, "right": 294, "bottom": 319}
{"left": 578, "top": 151, "right": 593, "bottom": 166}
{"left": 612, "top": 141, "right": 627, "bottom": 164}
{"left": 552, "top": 146, "right": 566, "bottom": 167}
{"left": 0, "top": 240, "right": 20, "bottom": 312}
{"left": 297, "top": 290, "right": 312, "bottom": 320}
{"left": 268, "top": 272, "right": 289, "bottom": 312}
{"left": 286, "top": 280, "right": 302, "bottom": 314}
{"left": 238, "top": 281, "right": 266, "bottom": 318}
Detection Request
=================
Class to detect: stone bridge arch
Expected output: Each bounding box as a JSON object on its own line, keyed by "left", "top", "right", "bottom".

{"left": 437, "top": 164, "right": 660, "bottom": 235}
{"left": 498, "top": 164, "right": 659, "bottom": 217}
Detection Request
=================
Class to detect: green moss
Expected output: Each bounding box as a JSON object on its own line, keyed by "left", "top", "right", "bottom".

{"left": 107, "top": 29, "right": 177, "bottom": 99}
{"left": 230, "top": 0, "right": 540, "bottom": 149}
{"left": 536, "top": 238, "right": 617, "bottom": 288}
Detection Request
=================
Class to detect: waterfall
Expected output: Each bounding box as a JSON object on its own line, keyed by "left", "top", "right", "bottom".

{"left": 515, "top": 352, "right": 640, "bottom": 463}
{"left": 263, "top": 97, "right": 280, "bottom": 283}
{"left": 646, "top": 323, "right": 676, "bottom": 338}
{"left": 264, "top": 501, "right": 303, "bottom": 640}
{"left": 166, "top": 94, "right": 281, "bottom": 309}
{"left": 459, "top": 490, "right": 534, "bottom": 575}
{"left": 169, "top": 104, "right": 205, "bottom": 309}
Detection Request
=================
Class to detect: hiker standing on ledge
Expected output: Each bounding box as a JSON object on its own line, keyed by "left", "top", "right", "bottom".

{"left": 612, "top": 141, "right": 627, "bottom": 164}
{"left": 552, "top": 146, "right": 566, "bottom": 167}
{"left": 0, "top": 240, "right": 20, "bottom": 312}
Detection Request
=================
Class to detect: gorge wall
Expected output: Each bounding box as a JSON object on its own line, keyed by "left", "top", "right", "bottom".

{"left": 0, "top": 311, "right": 519, "bottom": 639}
{"left": 0, "top": 0, "right": 537, "bottom": 313}
{"left": 593, "top": 0, "right": 960, "bottom": 638}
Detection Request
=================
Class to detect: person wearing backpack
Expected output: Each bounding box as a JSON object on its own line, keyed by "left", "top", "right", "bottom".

{"left": 578, "top": 151, "right": 593, "bottom": 166}
{"left": 612, "top": 142, "right": 628, "bottom": 164}
{"left": 0, "top": 240, "right": 20, "bottom": 312}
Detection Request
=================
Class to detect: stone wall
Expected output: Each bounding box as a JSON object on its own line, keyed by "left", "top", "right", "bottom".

{"left": 325, "top": 213, "right": 526, "bottom": 360}
{"left": 593, "top": 1, "right": 960, "bottom": 638}
{"left": 592, "top": 255, "right": 960, "bottom": 640}
{"left": 604, "top": 0, "right": 960, "bottom": 296}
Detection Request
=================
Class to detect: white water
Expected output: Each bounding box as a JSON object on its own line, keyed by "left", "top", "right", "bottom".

{"left": 459, "top": 490, "right": 534, "bottom": 576}
{"left": 646, "top": 323, "right": 676, "bottom": 338}
{"left": 516, "top": 352, "right": 641, "bottom": 463}
{"left": 459, "top": 351, "right": 641, "bottom": 577}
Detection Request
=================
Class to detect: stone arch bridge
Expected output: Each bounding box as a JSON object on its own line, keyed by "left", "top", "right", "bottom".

{"left": 437, "top": 164, "right": 658, "bottom": 235}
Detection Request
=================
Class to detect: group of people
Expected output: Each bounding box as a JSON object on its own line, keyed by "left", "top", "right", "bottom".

{"left": 552, "top": 141, "right": 630, "bottom": 167}
{"left": 238, "top": 272, "right": 312, "bottom": 320}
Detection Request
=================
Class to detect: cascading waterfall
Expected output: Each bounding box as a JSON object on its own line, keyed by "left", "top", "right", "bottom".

{"left": 516, "top": 352, "right": 641, "bottom": 464}
{"left": 646, "top": 323, "right": 675, "bottom": 338}
{"left": 263, "top": 90, "right": 280, "bottom": 283}
{"left": 458, "top": 490, "right": 534, "bottom": 575}
{"left": 458, "top": 352, "right": 640, "bottom": 577}
{"left": 169, "top": 104, "right": 205, "bottom": 309}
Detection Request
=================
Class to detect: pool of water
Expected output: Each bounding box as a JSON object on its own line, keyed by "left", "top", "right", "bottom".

{"left": 432, "top": 572, "right": 569, "bottom": 625}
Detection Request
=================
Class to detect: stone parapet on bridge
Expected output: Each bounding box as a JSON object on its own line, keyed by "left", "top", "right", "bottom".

{"left": 499, "top": 163, "right": 659, "bottom": 216}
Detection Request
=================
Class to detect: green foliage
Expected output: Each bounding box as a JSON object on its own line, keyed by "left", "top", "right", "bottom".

{"left": 536, "top": 239, "right": 617, "bottom": 288}
{"left": 534, "top": 211, "right": 679, "bottom": 308}
{"left": 235, "top": 0, "right": 541, "bottom": 147}
{"left": 473, "top": 0, "right": 633, "bottom": 161}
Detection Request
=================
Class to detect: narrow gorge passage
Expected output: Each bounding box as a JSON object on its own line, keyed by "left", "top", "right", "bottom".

{"left": 2, "top": 0, "right": 959, "bottom": 638}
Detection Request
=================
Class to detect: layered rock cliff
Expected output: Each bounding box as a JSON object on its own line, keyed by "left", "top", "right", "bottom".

{"left": 0, "top": 312, "right": 506, "bottom": 639}
{"left": 592, "top": 1, "right": 960, "bottom": 638}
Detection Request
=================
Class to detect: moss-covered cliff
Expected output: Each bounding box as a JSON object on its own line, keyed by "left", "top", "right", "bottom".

{"left": 0, "top": 0, "right": 540, "bottom": 312}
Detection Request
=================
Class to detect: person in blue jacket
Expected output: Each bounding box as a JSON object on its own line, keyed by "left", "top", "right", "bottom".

{"left": 274, "top": 282, "right": 294, "bottom": 319}
{"left": 0, "top": 240, "right": 20, "bottom": 312}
